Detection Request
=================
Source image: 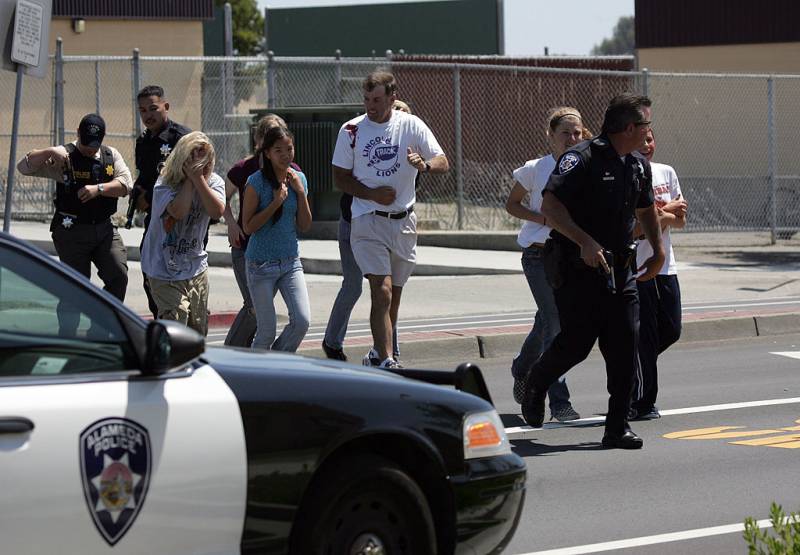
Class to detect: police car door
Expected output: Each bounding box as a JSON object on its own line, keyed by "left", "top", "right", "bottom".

{"left": 0, "top": 241, "right": 247, "bottom": 554}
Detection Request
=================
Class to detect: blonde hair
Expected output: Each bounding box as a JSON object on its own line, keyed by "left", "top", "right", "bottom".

{"left": 161, "top": 131, "right": 215, "bottom": 189}
{"left": 546, "top": 107, "right": 583, "bottom": 136}
{"left": 581, "top": 126, "right": 593, "bottom": 140}
{"left": 254, "top": 113, "right": 287, "bottom": 150}
{"left": 393, "top": 99, "right": 412, "bottom": 114}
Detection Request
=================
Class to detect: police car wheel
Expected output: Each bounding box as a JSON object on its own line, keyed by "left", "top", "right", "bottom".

{"left": 292, "top": 453, "right": 437, "bottom": 555}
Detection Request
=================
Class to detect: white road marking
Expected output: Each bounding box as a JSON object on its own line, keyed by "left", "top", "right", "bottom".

{"left": 514, "top": 518, "right": 773, "bottom": 555}
{"left": 505, "top": 397, "right": 800, "bottom": 439}
{"left": 772, "top": 351, "right": 800, "bottom": 360}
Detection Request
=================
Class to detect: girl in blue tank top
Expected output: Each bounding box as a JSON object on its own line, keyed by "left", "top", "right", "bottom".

{"left": 242, "top": 126, "right": 312, "bottom": 352}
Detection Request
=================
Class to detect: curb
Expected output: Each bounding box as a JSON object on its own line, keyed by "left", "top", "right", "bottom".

{"left": 295, "top": 312, "right": 800, "bottom": 362}
{"left": 26, "top": 238, "right": 520, "bottom": 276}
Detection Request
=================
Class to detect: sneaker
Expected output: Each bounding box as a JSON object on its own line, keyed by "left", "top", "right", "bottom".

{"left": 629, "top": 405, "right": 661, "bottom": 421}
{"left": 521, "top": 386, "right": 547, "bottom": 428}
{"left": 362, "top": 348, "right": 381, "bottom": 367}
{"left": 512, "top": 372, "right": 529, "bottom": 404}
{"left": 551, "top": 405, "right": 581, "bottom": 422}
{"left": 322, "top": 341, "right": 347, "bottom": 361}
{"left": 378, "top": 357, "right": 403, "bottom": 370}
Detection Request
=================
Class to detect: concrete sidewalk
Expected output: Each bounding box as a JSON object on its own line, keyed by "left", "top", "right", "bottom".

{"left": 5, "top": 219, "right": 800, "bottom": 361}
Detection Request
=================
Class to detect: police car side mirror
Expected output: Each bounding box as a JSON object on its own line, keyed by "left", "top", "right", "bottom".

{"left": 143, "top": 320, "right": 205, "bottom": 375}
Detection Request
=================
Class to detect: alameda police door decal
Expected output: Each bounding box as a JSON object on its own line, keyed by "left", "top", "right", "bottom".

{"left": 79, "top": 417, "right": 152, "bottom": 546}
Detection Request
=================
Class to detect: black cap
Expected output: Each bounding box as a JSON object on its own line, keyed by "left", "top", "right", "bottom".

{"left": 78, "top": 114, "right": 106, "bottom": 148}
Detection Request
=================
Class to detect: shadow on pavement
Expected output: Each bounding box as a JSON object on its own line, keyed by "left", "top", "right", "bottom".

{"left": 511, "top": 440, "right": 604, "bottom": 456}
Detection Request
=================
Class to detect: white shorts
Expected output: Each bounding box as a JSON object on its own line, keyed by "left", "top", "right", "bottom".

{"left": 350, "top": 211, "right": 417, "bottom": 287}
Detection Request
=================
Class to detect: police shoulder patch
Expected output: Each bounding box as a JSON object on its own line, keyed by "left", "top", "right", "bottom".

{"left": 80, "top": 417, "right": 152, "bottom": 546}
{"left": 558, "top": 152, "right": 581, "bottom": 175}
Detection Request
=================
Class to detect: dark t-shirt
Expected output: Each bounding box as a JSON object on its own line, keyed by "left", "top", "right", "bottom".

{"left": 227, "top": 157, "right": 302, "bottom": 250}
{"left": 545, "top": 135, "right": 654, "bottom": 254}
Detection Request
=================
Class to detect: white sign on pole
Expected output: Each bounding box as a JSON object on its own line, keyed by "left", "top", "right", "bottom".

{"left": 10, "top": 0, "right": 42, "bottom": 67}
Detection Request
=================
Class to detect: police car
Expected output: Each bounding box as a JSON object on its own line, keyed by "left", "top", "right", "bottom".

{"left": 0, "top": 231, "right": 525, "bottom": 554}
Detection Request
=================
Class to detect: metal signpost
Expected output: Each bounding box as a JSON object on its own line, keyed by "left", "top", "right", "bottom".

{"left": 1, "top": 0, "right": 51, "bottom": 233}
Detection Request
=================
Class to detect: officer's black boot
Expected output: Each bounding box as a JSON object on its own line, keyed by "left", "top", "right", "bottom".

{"left": 522, "top": 385, "right": 547, "bottom": 428}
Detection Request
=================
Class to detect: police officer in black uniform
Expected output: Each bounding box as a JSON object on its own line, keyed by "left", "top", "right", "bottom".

{"left": 18, "top": 113, "right": 133, "bottom": 334}
{"left": 521, "top": 94, "right": 665, "bottom": 449}
{"left": 133, "top": 85, "right": 191, "bottom": 318}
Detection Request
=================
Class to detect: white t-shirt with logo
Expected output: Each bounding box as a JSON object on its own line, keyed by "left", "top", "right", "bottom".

{"left": 512, "top": 155, "right": 555, "bottom": 248}
{"left": 636, "top": 162, "right": 681, "bottom": 275}
{"left": 332, "top": 110, "right": 444, "bottom": 219}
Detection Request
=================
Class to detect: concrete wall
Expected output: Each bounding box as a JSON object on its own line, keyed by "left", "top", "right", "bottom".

{"left": 638, "top": 42, "right": 800, "bottom": 74}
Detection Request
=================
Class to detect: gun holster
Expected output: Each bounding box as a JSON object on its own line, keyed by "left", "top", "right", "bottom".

{"left": 543, "top": 240, "right": 566, "bottom": 289}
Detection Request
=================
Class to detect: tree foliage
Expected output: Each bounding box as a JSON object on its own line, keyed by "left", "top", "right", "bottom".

{"left": 591, "top": 16, "right": 635, "bottom": 55}
{"left": 215, "top": 0, "right": 264, "bottom": 55}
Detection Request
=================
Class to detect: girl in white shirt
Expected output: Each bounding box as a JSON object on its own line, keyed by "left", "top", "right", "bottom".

{"left": 505, "top": 107, "right": 588, "bottom": 421}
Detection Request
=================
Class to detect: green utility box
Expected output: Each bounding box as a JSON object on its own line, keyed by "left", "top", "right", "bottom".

{"left": 251, "top": 105, "right": 363, "bottom": 221}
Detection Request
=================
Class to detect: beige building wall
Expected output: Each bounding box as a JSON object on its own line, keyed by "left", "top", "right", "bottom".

{"left": 50, "top": 20, "right": 204, "bottom": 57}
{"left": 638, "top": 42, "right": 800, "bottom": 74}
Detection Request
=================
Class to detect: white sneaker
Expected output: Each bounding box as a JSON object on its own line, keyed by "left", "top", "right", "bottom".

{"left": 378, "top": 357, "right": 403, "bottom": 369}
{"left": 362, "top": 348, "right": 381, "bottom": 367}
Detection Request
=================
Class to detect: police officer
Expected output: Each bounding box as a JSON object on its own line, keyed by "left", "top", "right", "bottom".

{"left": 133, "top": 85, "right": 191, "bottom": 318}
{"left": 520, "top": 94, "right": 665, "bottom": 449}
{"left": 18, "top": 113, "right": 133, "bottom": 333}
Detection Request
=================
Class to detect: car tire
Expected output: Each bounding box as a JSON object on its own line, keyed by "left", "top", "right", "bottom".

{"left": 293, "top": 453, "right": 437, "bottom": 555}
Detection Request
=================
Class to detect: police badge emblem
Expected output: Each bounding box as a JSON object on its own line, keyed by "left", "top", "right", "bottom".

{"left": 558, "top": 152, "right": 581, "bottom": 174}
{"left": 62, "top": 216, "right": 74, "bottom": 229}
{"left": 160, "top": 144, "right": 172, "bottom": 158}
{"left": 80, "top": 417, "right": 152, "bottom": 546}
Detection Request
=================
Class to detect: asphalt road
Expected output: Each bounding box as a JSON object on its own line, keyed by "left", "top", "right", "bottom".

{"left": 411, "top": 333, "right": 800, "bottom": 555}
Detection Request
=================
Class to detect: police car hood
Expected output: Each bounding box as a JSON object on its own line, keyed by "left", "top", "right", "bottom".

{"left": 200, "top": 346, "right": 491, "bottom": 410}
{"left": 201, "top": 346, "right": 400, "bottom": 379}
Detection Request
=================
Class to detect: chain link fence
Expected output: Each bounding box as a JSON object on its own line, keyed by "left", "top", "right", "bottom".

{"left": 2, "top": 54, "right": 799, "bottom": 241}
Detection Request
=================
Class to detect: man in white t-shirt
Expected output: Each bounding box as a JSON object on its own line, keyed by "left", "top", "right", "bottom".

{"left": 331, "top": 71, "right": 449, "bottom": 369}
{"left": 631, "top": 129, "right": 687, "bottom": 420}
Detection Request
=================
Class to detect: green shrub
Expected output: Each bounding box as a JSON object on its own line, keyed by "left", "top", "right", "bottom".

{"left": 743, "top": 502, "right": 800, "bottom": 554}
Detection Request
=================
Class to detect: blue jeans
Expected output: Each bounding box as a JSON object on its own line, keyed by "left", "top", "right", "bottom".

{"left": 247, "top": 256, "right": 310, "bottom": 352}
{"left": 323, "top": 217, "right": 399, "bottom": 356}
{"left": 225, "top": 246, "right": 256, "bottom": 347}
{"left": 511, "top": 245, "right": 572, "bottom": 412}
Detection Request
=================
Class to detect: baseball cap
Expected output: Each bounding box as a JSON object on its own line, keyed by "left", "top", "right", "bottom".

{"left": 78, "top": 114, "right": 106, "bottom": 148}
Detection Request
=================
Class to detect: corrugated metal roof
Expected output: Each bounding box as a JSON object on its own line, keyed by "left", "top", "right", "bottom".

{"left": 636, "top": 0, "right": 800, "bottom": 48}
{"left": 53, "top": 0, "right": 214, "bottom": 20}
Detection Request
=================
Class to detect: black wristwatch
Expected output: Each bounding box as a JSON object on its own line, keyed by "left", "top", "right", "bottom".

{"left": 423, "top": 161, "right": 431, "bottom": 173}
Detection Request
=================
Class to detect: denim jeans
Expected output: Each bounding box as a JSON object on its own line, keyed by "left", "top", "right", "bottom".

{"left": 323, "top": 217, "right": 399, "bottom": 356}
{"left": 247, "top": 256, "right": 310, "bottom": 352}
{"left": 511, "top": 244, "right": 572, "bottom": 412}
{"left": 225, "top": 246, "right": 257, "bottom": 347}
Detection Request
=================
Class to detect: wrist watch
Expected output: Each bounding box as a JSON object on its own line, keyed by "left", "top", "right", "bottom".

{"left": 424, "top": 161, "right": 431, "bottom": 173}
{"left": 97, "top": 183, "right": 104, "bottom": 195}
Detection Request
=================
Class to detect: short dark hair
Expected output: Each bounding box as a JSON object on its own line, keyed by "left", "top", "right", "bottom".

{"left": 601, "top": 93, "right": 652, "bottom": 134}
{"left": 137, "top": 85, "right": 165, "bottom": 100}
{"left": 363, "top": 70, "right": 397, "bottom": 96}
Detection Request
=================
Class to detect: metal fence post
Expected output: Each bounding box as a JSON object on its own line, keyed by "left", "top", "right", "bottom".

{"left": 94, "top": 60, "right": 101, "bottom": 115}
{"left": 131, "top": 48, "right": 141, "bottom": 146}
{"left": 453, "top": 65, "right": 464, "bottom": 230}
{"left": 641, "top": 67, "right": 649, "bottom": 97}
{"left": 267, "top": 50, "right": 276, "bottom": 108}
{"left": 223, "top": 2, "right": 234, "bottom": 168}
{"left": 335, "top": 49, "right": 342, "bottom": 103}
{"left": 55, "top": 37, "right": 65, "bottom": 146}
{"left": 767, "top": 75, "right": 777, "bottom": 244}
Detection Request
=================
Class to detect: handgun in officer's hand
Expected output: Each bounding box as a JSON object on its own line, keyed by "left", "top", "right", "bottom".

{"left": 597, "top": 249, "right": 616, "bottom": 293}
{"left": 125, "top": 186, "right": 141, "bottom": 229}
